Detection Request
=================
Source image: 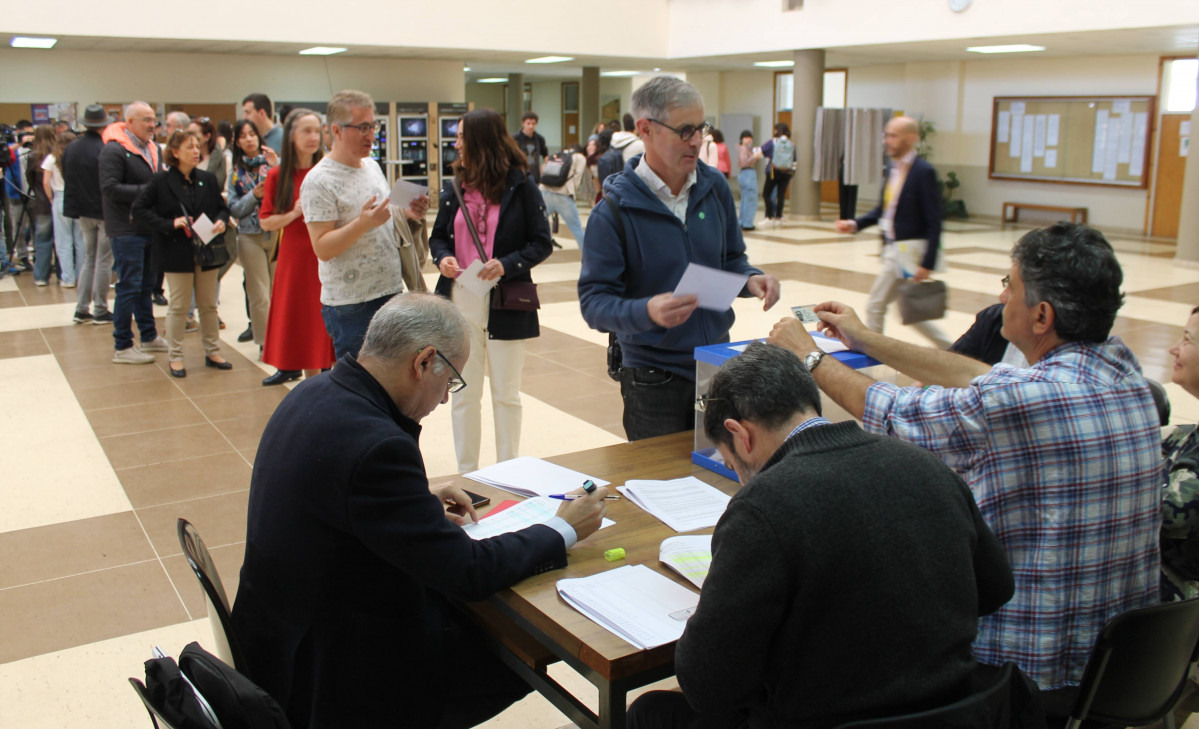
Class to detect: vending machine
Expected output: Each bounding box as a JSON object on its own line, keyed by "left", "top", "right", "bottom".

{"left": 372, "top": 113, "right": 390, "bottom": 179}
{"left": 395, "top": 103, "right": 429, "bottom": 187}
{"left": 436, "top": 103, "right": 469, "bottom": 184}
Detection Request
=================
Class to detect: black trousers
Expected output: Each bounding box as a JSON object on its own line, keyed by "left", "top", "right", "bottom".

{"left": 620, "top": 366, "right": 695, "bottom": 442}
{"left": 762, "top": 169, "right": 793, "bottom": 218}
{"left": 627, "top": 691, "right": 747, "bottom": 729}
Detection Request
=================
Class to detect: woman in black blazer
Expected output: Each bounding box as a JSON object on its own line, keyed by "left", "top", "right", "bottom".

{"left": 133, "top": 130, "right": 231, "bottom": 377}
{"left": 429, "top": 108, "right": 553, "bottom": 473}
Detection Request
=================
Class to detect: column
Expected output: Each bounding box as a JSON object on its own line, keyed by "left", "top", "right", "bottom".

{"left": 581, "top": 67, "right": 601, "bottom": 143}
{"left": 790, "top": 49, "right": 825, "bottom": 220}
{"left": 506, "top": 73, "right": 524, "bottom": 133}
{"left": 1176, "top": 59, "right": 1199, "bottom": 264}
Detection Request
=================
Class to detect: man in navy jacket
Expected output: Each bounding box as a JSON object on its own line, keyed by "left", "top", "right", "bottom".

{"left": 579, "top": 76, "right": 780, "bottom": 441}
{"left": 232, "top": 293, "right": 609, "bottom": 729}
{"left": 835, "top": 116, "right": 952, "bottom": 348}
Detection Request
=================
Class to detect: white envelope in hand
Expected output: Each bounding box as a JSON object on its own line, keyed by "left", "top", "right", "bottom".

{"left": 456, "top": 259, "right": 496, "bottom": 299}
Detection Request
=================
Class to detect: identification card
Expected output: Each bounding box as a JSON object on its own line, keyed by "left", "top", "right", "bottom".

{"left": 791, "top": 305, "right": 818, "bottom": 324}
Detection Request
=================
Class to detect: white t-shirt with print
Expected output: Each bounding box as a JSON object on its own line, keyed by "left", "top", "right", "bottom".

{"left": 299, "top": 156, "right": 403, "bottom": 306}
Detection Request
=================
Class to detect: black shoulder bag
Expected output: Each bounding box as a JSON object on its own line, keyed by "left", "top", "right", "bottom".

{"left": 180, "top": 200, "right": 231, "bottom": 269}
{"left": 450, "top": 179, "right": 539, "bottom": 311}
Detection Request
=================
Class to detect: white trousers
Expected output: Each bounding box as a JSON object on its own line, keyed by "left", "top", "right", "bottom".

{"left": 451, "top": 285, "right": 526, "bottom": 473}
{"left": 866, "top": 244, "right": 953, "bottom": 349}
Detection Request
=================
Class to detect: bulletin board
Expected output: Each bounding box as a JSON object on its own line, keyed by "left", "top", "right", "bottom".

{"left": 989, "top": 96, "right": 1155, "bottom": 188}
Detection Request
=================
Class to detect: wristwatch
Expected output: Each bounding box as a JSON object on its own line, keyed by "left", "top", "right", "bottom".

{"left": 804, "top": 350, "right": 825, "bottom": 372}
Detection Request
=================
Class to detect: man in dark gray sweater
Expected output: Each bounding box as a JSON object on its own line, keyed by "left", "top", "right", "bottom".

{"left": 628, "top": 342, "right": 1016, "bottom": 729}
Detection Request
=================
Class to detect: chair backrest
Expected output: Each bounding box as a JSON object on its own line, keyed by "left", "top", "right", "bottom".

{"left": 1067, "top": 596, "right": 1199, "bottom": 728}
{"left": 129, "top": 677, "right": 184, "bottom": 729}
{"left": 832, "top": 663, "right": 1044, "bottom": 729}
{"left": 177, "top": 518, "right": 247, "bottom": 674}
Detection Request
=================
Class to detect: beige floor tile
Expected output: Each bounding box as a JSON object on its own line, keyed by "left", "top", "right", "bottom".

{"left": 0, "top": 301, "right": 78, "bottom": 332}
{"left": 0, "top": 354, "right": 131, "bottom": 534}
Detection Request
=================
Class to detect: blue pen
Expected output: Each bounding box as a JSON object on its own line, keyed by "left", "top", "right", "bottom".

{"left": 549, "top": 494, "right": 621, "bottom": 501}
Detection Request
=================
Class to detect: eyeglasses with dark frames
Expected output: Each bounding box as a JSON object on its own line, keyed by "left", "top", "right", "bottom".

{"left": 341, "top": 120, "right": 381, "bottom": 134}
{"left": 648, "top": 118, "right": 713, "bottom": 143}
{"left": 433, "top": 349, "right": 467, "bottom": 393}
{"left": 1001, "top": 275, "right": 1011, "bottom": 290}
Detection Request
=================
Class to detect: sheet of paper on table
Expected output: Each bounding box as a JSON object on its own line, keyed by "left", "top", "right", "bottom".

{"left": 618, "top": 477, "right": 730, "bottom": 533}
{"left": 465, "top": 456, "right": 611, "bottom": 499}
{"left": 190, "top": 214, "right": 219, "bottom": 244}
{"left": 660, "top": 535, "right": 713, "bottom": 590}
{"left": 389, "top": 179, "right": 429, "bottom": 210}
{"left": 673, "top": 262, "right": 747, "bottom": 312}
{"left": 728, "top": 333, "right": 848, "bottom": 355}
{"left": 454, "top": 259, "right": 495, "bottom": 299}
{"left": 461, "top": 496, "right": 614, "bottom": 540}
{"left": 557, "top": 564, "right": 699, "bottom": 650}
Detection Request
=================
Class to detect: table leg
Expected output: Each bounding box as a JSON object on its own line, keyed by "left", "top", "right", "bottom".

{"left": 598, "top": 681, "right": 627, "bottom": 729}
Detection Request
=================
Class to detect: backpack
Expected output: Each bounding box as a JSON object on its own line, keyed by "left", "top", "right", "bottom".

{"left": 771, "top": 136, "right": 795, "bottom": 170}
{"left": 540, "top": 151, "right": 572, "bottom": 188}
{"left": 597, "top": 147, "right": 625, "bottom": 186}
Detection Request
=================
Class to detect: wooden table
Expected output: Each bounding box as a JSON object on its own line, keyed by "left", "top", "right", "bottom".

{"left": 455, "top": 432, "right": 738, "bottom": 729}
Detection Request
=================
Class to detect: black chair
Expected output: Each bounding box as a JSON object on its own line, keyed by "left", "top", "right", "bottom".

{"left": 129, "top": 677, "right": 187, "bottom": 729}
{"left": 177, "top": 518, "right": 248, "bottom": 675}
{"left": 1062, "top": 596, "right": 1199, "bottom": 729}
{"left": 832, "top": 662, "right": 1044, "bottom": 729}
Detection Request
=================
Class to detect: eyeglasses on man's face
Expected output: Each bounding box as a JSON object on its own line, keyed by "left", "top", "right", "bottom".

{"left": 1001, "top": 275, "right": 1011, "bottom": 290}
{"left": 341, "top": 120, "right": 380, "bottom": 134}
{"left": 434, "top": 349, "right": 467, "bottom": 393}
{"left": 649, "top": 118, "right": 712, "bottom": 143}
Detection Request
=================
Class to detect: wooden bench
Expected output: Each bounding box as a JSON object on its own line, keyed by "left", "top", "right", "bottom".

{"left": 1002, "top": 202, "right": 1088, "bottom": 224}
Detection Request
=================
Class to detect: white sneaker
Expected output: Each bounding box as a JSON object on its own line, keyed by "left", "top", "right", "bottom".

{"left": 113, "top": 347, "right": 155, "bottom": 365}
{"left": 140, "top": 336, "right": 169, "bottom": 352}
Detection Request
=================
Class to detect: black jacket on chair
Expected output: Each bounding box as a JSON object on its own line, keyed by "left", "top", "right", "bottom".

{"left": 132, "top": 166, "right": 229, "bottom": 273}
{"left": 429, "top": 168, "right": 552, "bottom": 341}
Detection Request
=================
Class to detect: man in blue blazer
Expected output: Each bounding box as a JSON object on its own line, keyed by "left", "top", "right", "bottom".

{"left": 834, "top": 116, "right": 952, "bottom": 348}
{"left": 232, "top": 293, "right": 610, "bottom": 729}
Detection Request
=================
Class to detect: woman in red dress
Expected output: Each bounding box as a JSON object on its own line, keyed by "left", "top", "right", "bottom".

{"left": 259, "top": 108, "right": 336, "bottom": 385}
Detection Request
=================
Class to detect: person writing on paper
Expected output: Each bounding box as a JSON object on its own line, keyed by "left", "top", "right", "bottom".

{"left": 766, "top": 223, "right": 1161, "bottom": 716}
{"left": 233, "top": 293, "right": 609, "bottom": 729}
{"left": 131, "top": 130, "right": 231, "bottom": 377}
{"left": 302, "top": 89, "right": 428, "bottom": 360}
{"left": 430, "top": 109, "right": 553, "bottom": 474}
{"left": 628, "top": 342, "right": 1018, "bottom": 729}
{"left": 579, "top": 76, "right": 780, "bottom": 442}
{"left": 833, "top": 116, "right": 952, "bottom": 349}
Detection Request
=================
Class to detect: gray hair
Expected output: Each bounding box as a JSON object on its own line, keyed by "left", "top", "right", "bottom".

{"left": 123, "top": 101, "right": 152, "bottom": 121}
{"left": 702, "top": 342, "right": 821, "bottom": 452}
{"left": 359, "top": 293, "right": 468, "bottom": 372}
{"left": 166, "top": 111, "right": 191, "bottom": 128}
{"left": 327, "top": 89, "right": 374, "bottom": 127}
{"left": 630, "top": 77, "right": 703, "bottom": 122}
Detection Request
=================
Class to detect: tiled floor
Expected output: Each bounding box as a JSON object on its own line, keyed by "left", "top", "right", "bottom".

{"left": 2, "top": 205, "right": 1198, "bottom": 728}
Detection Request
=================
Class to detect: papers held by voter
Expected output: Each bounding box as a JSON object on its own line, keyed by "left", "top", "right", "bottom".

{"left": 462, "top": 497, "right": 615, "bottom": 540}
{"left": 618, "top": 477, "right": 730, "bottom": 532}
{"left": 455, "top": 259, "right": 497, "bottom": 299}
{"left": 673, "top": 262, "right": 747, "bottom": 311}
{"left": 465, "top": 456, "right": 611, "bottom": 499}
{"left": 389, "top": 178, "right": 429, "bottom": 209}
{"left": 557, "top": 565, "right": 700, "bottom": 650}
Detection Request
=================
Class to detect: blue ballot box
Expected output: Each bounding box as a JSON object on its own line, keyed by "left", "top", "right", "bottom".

{"left": 692, "top": 335, "right": 887, "bottom": 482}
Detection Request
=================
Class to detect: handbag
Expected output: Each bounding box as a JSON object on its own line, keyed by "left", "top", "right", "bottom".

{"left": 897, "top": 279, "right": 948, "bottom": 325}
{"left": 180, "top": 202, "right": 231, "bottom": 269}
{"left": 451, "top": 179, "right": 540, "bottom": 311}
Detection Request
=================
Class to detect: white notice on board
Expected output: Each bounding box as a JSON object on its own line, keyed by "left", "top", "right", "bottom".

{"left": 1010, "top": 102, "right": 1026, "bottom": 115}
{"left": 1117, "top": 115, "right": 1133, "bottom": 164}
{"left": 1047, "top": 114, "right": 1060, "bottom": 146}
{"left": 1112, "top": 99, "right": 1132, "bottom": 114}
{"left": 1092, "top": 110, "right": 1109, "bottom": 174}
{"left": 1033, "top": 115, "right": 1047, "bottom": 158}
{"left": 1129, "top": 112, "right": 1148, "bottom": 178}
{"left": 1009, "top": 114, "right": 1024, "bottom": 158}
{"left": 1103, "top": 117, "right": 1120, "bottom": 181}
{"left": 997, "top": 111, "right": 1011, "bottom": 144}
{"left": 1021, "top": 116, "right": 1035, "bottom": 172}
{"left": 1044, "top": 149, "right": 1058, "bottom": 168}
{"left": 1183, "top": 121, "right": 1193, "bottom": 136}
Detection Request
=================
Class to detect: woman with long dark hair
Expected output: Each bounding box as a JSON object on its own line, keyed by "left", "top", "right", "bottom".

{"left": 27, "top": 125, "right": 56, "bottom": 285}
{"left": 226, "top": 118, "right": 277, "bottom": 351}
{"left": 429, "top": 108, "right": 553, "bottom": 473}
{"left": 258, "top": 108, "right": 335, "bottom": 386}
{"left": 131, "top": 130, "right": 231, "bottom": 377}
{"left": 42, "top": 130, "right": 83, "bottom": 287}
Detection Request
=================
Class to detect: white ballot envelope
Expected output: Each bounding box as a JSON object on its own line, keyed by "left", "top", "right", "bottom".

{"left": 191, "top": 214, "right": 218, "bottom": 244}
{"left": 455, "top": 259, "right": 496, "bottom": 299}
{"left": 389, "top": 179, "right": 429, "bottom": 210}
{"left": 673, "top": 263, "right": 747, "bottom": 312}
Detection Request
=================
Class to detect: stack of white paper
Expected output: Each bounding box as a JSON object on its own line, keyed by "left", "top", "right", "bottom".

{"left": 556, "top": 565, "right": 700, "bottom": 650}
{"left": 618, "top": 477, "right": 730, "bottom": 532}
{"left": 465, "top": 457, "right": 610, "bottom": 499}
{"left": 461, "top": 497, "right": 614, "bottom": 540}
{"left": 659, "top": 535, "right": 713, "bottom": 589}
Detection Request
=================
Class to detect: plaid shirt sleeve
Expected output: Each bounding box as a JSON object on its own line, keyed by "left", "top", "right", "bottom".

{"left": 862, "top": 380, "right": 992, "bottom": 475}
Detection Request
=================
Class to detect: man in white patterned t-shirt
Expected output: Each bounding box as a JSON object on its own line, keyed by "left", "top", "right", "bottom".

{"left": 303, "top": 89, "right": 429, "bottom": 360}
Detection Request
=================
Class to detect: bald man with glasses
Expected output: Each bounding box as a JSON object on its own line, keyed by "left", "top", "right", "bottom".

{"left": 579, "top": 76, "right": 780, "bottom": 441}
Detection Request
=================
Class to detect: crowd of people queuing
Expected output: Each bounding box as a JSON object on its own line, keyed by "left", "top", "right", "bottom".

{"left": 4, "top": 76, "right": 1199, "bottom": 729}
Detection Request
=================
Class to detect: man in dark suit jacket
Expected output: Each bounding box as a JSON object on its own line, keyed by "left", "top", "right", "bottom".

{"left": 231, "top": 293, "right": 610, "bottom": 729}
{"left": 835, "top": 116, "right": 951, "bottom": 348}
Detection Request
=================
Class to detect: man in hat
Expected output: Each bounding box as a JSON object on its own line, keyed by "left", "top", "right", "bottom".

{"left": 62, "top": 104, "right": 114, "bottom": 324}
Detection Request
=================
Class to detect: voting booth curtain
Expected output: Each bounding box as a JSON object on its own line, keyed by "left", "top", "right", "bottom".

{"left": 811, "top": 108, "right": 893, "bottom": 186}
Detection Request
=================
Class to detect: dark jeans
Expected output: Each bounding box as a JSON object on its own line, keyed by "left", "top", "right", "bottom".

{"left": 762, "top": 169, "right": 793, "bottom": 219}
{"left": 620, "top": 366, "right": 696, "bottom": 441}
{"left": 110, "top": 235, "right": 158, "bottom": 351}
{"left": 434, "top": 611, "right": 533, "bottom": 729}
{"left": 320, "top": 292, "right": 394, "bottom": 361}
{"left": 628, "top": 691, "right": 747, "bottom": 729}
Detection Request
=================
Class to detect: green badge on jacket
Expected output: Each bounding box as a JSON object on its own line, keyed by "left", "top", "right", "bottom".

{"left": 699, "top": 212, "right": 706, "bottom": 220}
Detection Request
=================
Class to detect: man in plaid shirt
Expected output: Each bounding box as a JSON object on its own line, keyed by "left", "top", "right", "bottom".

{"left": 768, "top": 222, "right": 1160, "bottom": 718}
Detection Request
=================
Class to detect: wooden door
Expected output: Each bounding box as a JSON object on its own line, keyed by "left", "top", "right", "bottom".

{"left": 1152, "top": 114, "right": 1188, "bottom": 238}
{"left": 562, "top": 82, "right": 579, "bottom": 149}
